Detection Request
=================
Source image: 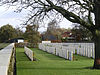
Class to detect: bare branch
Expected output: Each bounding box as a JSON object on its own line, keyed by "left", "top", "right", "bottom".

{"left": 0, "top": 0, "right": 95, "bottom": 32}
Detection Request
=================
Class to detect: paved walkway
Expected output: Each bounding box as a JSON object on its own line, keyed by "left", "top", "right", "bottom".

{"left": 0, "top": 43, "right": 14, "bottom": 75}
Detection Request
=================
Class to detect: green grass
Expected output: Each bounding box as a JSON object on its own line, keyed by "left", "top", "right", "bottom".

{"left": 16, "top": 48, "right": 100, "bottom": 75}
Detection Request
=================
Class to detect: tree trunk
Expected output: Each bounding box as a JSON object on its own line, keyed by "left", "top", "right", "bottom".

{"left": 93, "top": 0, "right": 100, "bottom": 69}
{"left": 93, "top": 31, "right": 100, "bottom": 69}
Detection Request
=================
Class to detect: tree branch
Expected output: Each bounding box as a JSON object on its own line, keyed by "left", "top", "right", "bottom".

{"left": 52, "top": 5, "right": 94, "bottom": 31}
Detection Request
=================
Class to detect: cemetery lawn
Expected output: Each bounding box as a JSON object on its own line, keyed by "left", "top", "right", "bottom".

{"left": 16, "top": 48, "right": 100, "bottom": 75}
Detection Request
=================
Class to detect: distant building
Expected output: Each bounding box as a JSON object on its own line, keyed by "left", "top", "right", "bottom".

{"left": 18, "top": 39, "right": 24, "bottom": 43}
{"left": 42, "top": 41, "right": 51, "bottom": 43}
{"left": 8, "top": 38, "right": 24, "bottom": 43}
{"left": 41, "top": 34, "right": 61, "bottom": 43}
{"left": 61, "top": 32, "right": 75, "bottom": 41}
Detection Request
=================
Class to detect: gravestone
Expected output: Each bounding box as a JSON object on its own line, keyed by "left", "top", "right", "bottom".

{"left": 69, "top": 51, "right": 73, "bottom": 61}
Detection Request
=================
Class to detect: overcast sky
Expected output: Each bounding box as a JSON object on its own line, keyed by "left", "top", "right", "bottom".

{"left": 0, "top": 6, "right": 73, "bottom": 32}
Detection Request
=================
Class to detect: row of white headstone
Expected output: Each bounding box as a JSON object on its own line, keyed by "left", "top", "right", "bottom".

{"left": 38, "top": 43, "right": 95, "bottom": 60}
{"left": 0, "top": 43, "right": 15, "bottom": 75}
{"left": 75, "top": 43, "right": 95, "bottom": 58}
{"left": 38, "top": 43, "right": 74, "bottom": 61}
{"left": 62, "top": 43, "right": 95, "bottom": 58}
{"left": 24, "top": 46, "right": 34, "bottom": 61}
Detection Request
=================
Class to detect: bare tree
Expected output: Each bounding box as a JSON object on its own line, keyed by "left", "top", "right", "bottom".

{"left": 1, "top": 0, "right": 100, "bottom": 69}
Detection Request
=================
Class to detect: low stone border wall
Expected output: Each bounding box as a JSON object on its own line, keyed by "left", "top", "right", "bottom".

{"left": 0, "top": 43, "right": 15, "bottom": 75}
{"left": 24, "top": 46, "right": 34, "bottom": 61}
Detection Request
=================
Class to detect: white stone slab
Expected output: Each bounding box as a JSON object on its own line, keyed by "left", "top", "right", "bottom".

{"left": 69, "top": 51, "right": 73, "bottom": 61}
{"left": 24, "top": 46, "right": 33, "bottom": 61}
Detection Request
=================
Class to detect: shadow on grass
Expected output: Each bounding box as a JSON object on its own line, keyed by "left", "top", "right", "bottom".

{"left": 17, "top": 52, "right": 30, "bottom": 61}
{"left": 83, "top": 66, "right": 94, "bottom": 69}
{"left": 18, "top": 66, "right": 93, "bottom": 70}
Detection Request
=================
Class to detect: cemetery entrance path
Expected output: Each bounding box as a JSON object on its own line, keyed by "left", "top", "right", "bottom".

{"left": 16, "top": 48, "right": 100, "bottom": 75}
